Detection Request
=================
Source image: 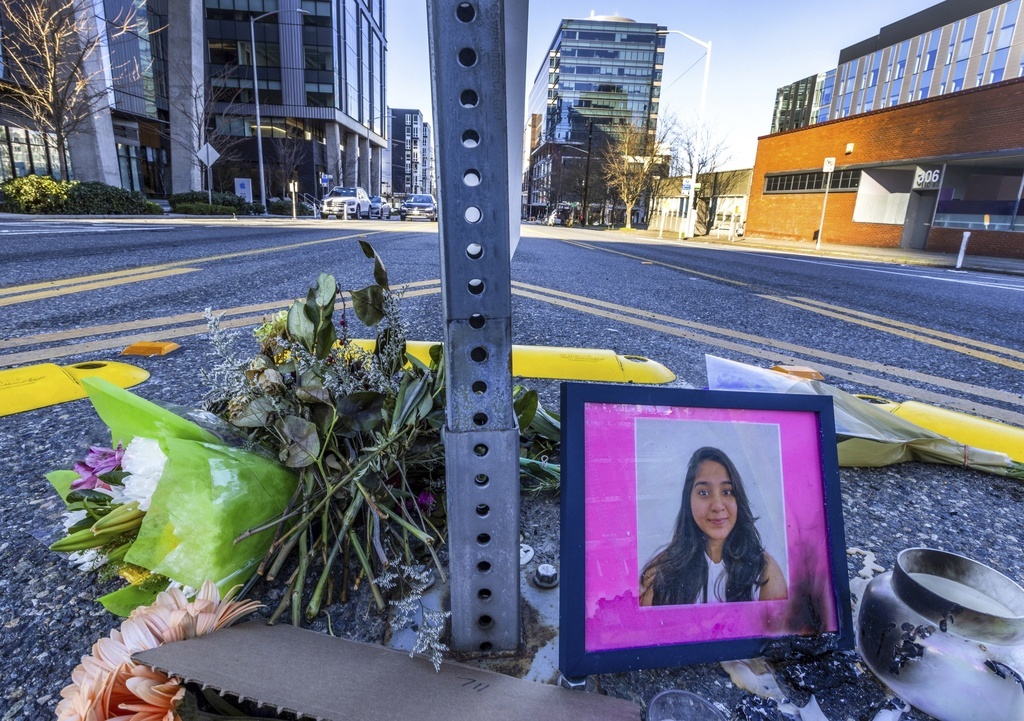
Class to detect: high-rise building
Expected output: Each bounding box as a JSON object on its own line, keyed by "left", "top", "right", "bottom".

{"left": 0, "top": 0, "right": 388, "bottom": 201}
{"left": 770, "top": 71, "right": 835, "bottom": 134}
{"left": 390, "top": 108, "right": 433, "bottom": 196}
{"left": 522, "top": 15, "right": 666, "bottom": 218}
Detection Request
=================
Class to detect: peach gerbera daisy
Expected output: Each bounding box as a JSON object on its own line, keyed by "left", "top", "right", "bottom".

{"left": 57, "top": 580, "right": 260, "bottom": 721}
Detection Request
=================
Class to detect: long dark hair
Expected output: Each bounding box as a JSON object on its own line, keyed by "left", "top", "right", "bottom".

{"left": 641, "top": 447, "right": 767, "bottom": 605}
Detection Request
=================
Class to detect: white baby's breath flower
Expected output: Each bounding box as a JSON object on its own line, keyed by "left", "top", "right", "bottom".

{"left": 62, "top": 509, "right": 87, "bottom": 532}
{"left": 118, "top": 438, "right": 168, "bottom": 512}
{"left": 68, "top": 549, "right": 108, "bottom": 571}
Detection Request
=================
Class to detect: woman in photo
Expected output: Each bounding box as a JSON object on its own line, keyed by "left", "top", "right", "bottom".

{"left": 640, "top": 446, "right": 787, "bottom": 606}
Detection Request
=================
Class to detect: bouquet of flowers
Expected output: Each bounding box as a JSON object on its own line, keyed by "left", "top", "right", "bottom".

{"left": 48, "top": 377, "right": 298, "bottom": 616}
{"left": 48, "top": 241, "right": 561, "bottom": 670}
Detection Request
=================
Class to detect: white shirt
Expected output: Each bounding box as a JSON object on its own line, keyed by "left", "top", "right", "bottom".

{"left": 698, "top": 553, "right": 759, "bottom": 603}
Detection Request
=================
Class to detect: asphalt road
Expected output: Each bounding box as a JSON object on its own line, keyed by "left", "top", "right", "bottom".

{"left": 2, "top": 218, "right": 1023, "bottom": 719}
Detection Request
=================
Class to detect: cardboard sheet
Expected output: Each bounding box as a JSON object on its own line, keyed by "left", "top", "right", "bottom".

{"left": 135, "top": 621, "right": 641, "bottom": 721}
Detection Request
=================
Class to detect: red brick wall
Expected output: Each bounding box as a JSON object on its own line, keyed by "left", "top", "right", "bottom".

{"left": 748, "top": 77, "right": 1024, "bottom": 257}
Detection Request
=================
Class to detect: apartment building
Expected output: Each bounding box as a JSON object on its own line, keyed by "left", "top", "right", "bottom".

{"left": 751, "top": 0, "right": 1024, "bottom": 258}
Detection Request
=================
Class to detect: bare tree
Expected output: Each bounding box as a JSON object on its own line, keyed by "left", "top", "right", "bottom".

{"left": 674, "top": 122, "right": 733, "bottom": 235}
{"left": 165, "top": 60, "right": 249, "bottom": 193}
{"left": 0, "top": 0, "right": 138, "bottom": 179}
{"left": 601, "top": 119, "right": 673, "bottom": 229}
{"left": 267, "top": 136, "right": 308, "bottom": 201}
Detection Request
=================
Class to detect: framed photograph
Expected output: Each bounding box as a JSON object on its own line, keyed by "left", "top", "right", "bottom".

{"left": 558, "top": 383, "right": 852, "bottom": 677}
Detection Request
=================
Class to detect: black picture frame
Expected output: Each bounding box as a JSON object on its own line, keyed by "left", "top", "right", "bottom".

{"left": 559, "top": 382, "right": 852, "bottom": 677}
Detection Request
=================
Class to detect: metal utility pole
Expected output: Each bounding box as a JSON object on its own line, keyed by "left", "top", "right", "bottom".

{"left": 581, "top": 120, "right": 593, "bottom": 226}
{"left": 816, "top": 157, "right": 835, "bottom": 250}
{"left": 427, "top": 0, "right": 527, "bottom": 653}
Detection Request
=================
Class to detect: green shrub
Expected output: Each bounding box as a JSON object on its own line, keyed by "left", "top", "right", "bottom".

{"left": 268, "top": 199, "right": 313, "bottom": 216}
{"left": 168, "top": 191, "right": 246, "bottom": 210}
{"left": 240, "top": 202, "right": 265, "bottom": 216}
{"left": 174, "top": 202, "right": 236, "bottom": 215}
{"left": 0, "top": 175, "right": 70, "bottom": 213}
{"left": 64, "top": 181, "right": 149, "bottom": 214}
{"left": 144, "top": 201, "right": 165, "bottom": 215}
{"left": 0, "top": 176, "right": 152, "bottom": 214}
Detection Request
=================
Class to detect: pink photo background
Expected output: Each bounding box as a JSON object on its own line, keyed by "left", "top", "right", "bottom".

{"left": 583, "top": 402, "right": 839, "bottom": 652}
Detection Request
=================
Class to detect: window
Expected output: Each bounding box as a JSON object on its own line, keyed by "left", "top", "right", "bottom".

{"left": 764, "top": 170, "right": 860, "bottom": 193}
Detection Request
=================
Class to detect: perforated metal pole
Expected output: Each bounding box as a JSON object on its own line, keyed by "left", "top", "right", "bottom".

{"left": 428, "top": 0, "right": 522, "bottom": 652}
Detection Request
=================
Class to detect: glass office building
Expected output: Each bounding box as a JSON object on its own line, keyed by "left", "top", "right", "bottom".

{"left": 523, "top": 15, "right": 665, "bottom": 217}
{"left": 0, "top": 0, "right": 387, "bottom": 199}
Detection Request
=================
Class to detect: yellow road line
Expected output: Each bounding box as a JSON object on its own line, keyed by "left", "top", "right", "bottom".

{"left": 561, "top": 239, "right": 1023, "bottom": 371}
{"left": 783, "top": 295, "right": 1024, "bottom": 360}
{"left": 566, "top": 240, "right": 749, "bottom": 286}
{"left": 0, "top": 279, "right": 443, "bottom": 350}
{"left": 511, "top": 282, "right": 1024, "bottom": 414}
{"left": 0, "top": 268, "right": 201, "bottom": 307}
{"left": 763, "top": 295, "right": 1024, "bottom": 372}
{"left": 0, "top": 284, "right": 442, "bottom": 367}
{"left": 0, "top": 232, "right": 381, "bottom": 298}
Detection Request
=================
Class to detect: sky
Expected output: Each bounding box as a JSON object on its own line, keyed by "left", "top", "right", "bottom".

{"left": 386, "top": 0, "right": 941, "bottom": 169}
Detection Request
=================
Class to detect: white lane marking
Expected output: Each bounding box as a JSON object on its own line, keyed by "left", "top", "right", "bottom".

{"left": 759, "top": 254, "right": 1024, "bottom": 291}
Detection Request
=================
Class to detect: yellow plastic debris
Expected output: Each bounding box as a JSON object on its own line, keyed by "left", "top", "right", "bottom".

{"left": 857, "top": 395, "right": 1024, "bottom": 464}
{"left": 770, "top": 364, "right": 825, "bottom": 380}
{"left": 121, "top": 341, "right": 181, "bottom": 356}
{"left": 0, "top": 360, "right": 149, "bottom": 417}
{"left": 350, "top": 340, "right": 676, "bottom": 384}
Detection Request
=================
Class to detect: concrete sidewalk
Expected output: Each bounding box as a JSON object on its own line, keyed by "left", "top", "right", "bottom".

{"left": 629, "top": 226, "right": 1024, "bottom": 276}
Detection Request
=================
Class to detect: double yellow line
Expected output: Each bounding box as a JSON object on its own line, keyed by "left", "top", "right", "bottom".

{"left": 0, "top": 232, "right": 380, "bottom": 307}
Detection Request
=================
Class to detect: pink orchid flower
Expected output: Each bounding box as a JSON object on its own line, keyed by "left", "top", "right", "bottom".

{"left": 70, "top": 444, "right": 125, "bottom": 491}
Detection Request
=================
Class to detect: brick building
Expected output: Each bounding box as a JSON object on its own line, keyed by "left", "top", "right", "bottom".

{"left": 750, "top": 0, "right": 1024, "bottom": 258}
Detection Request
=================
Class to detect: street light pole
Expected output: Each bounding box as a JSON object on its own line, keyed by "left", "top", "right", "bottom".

{"left": 250, "top": 8, "right": 307, "bottom": 212}
{"left": 660, "top": 29, "right": 711, "bottom": 238}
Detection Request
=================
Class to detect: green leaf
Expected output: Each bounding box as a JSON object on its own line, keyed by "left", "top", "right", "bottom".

{"left": 280, "top": 415, "right": 321, "bottom": 467}
{"left": 428, "top": 342, "right": 443, "bottom": 368}
{"left": 349, "top": 285, "right": 386, "bottom": 327}
{"left": 65, "top": 489, "right": 116, "bottom": 504}
{"left": 46, "top": 470, "right": 81, "bottom": 506}
{"left": 230, "top": 395, "right": 278, "bottom": 428}
{"left": 286, "top": 299, "right": 315, "bottom": 349}
{"left": 358, "top": 240, "right": 390, "bottom": 289}
{"left": 391, "top": 373, "right": 431, "bottom": 433}
{"left": 514, "top": 388, "right": 539, "bottom": 430}
{"left": 99, "top": 584, "right": 163, "bottom": 618}
{"left": 336, "top": 392, "right": 386, "bottom": 433}
{"left": 313, "top": 273, "right": 337, "bottom": 307}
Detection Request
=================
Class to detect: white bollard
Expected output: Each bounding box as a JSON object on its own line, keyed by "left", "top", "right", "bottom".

{"left": 955, "top": 231, "right": 971, "bottom": 269}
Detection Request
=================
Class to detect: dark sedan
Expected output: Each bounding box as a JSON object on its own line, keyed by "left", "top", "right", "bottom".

{"left": 400, "top": 194, "right": 438, "bottom": 221}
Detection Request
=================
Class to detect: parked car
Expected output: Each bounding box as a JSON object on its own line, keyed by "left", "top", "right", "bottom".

{"left": 321, "top": 186, "right": 370, "bottom": 219}
{"left": 369, "top": 196, "right": 391, "bottom": 219}
{"left": 400, "top": 194, "right": 438, "bottom": 221}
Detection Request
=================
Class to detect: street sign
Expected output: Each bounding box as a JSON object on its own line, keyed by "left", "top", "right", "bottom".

{"left": 822, "top": 157, "right": 836, "bottom": 173}
{"left": 197, "top": 142, "right": 220, "bottom": 167}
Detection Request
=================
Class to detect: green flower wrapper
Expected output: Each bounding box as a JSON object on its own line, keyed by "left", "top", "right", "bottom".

{"left": 78, "top": 378, "right": 297, "bottom": 615}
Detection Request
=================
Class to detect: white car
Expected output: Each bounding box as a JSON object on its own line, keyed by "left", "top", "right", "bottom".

{"left": 321, "top": 187, "right": 370, "bottom": 219}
